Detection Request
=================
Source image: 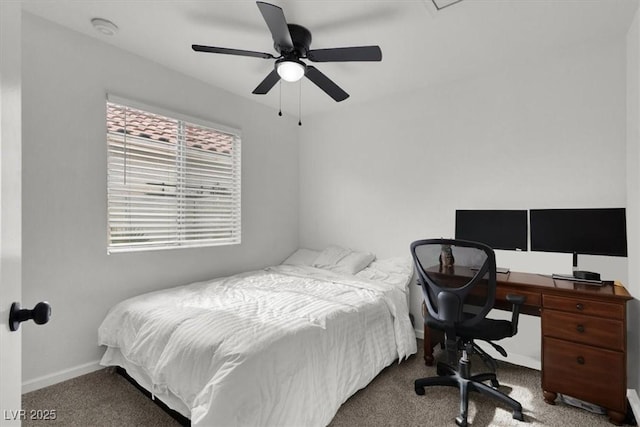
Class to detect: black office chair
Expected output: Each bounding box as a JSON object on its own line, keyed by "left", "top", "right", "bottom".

{"left": 410, "top": 238, "right": 526, "bottom": 427}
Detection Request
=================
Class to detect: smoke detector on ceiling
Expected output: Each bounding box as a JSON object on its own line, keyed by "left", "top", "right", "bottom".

{"left": 91, "top": 18, "right": 118, "bottom": 36}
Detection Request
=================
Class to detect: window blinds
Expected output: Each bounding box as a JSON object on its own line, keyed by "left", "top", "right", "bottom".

{"left": 106, "top": 98, "right": 241, "bottom": 253}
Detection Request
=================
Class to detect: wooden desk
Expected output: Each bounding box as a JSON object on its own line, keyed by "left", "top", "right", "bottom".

{"left": 421, "top": 269, "right": 633, "bottom": 425}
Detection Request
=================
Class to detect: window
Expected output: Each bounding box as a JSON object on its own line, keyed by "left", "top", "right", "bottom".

{"left": 106, "top": 96, "right": 241, "bottom": 253}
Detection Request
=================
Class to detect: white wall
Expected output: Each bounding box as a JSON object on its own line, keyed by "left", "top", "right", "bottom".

{"left": 627, "top": 8, "right": 640, "bottom": 393}
{"left": 299, "top": 37, "right": 628, "bottom": 366}
{"left": 21, "top": 14, "right": 300, "bottom": 387}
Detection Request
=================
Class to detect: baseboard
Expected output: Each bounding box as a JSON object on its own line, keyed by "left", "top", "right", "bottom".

{"left": 22, "top": 360, "right": 102, "bottom": 394}
{"left": 493, "top": 352, "right": 541, "bottom": 371}
{"left": 628, "top": 389, "right": 640, "bottom": 420}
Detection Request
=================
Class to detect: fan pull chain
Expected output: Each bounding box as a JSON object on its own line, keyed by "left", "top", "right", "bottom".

{"left": 298, "top": 80, "right": 302, "bottom": 126}
{"left": 278, "top": 81, "right": 282, "bottom": 117}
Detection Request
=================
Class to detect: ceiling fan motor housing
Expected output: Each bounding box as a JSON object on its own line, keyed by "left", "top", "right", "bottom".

{"left": 280, "top": 24, "right": 312, "bottom": 57}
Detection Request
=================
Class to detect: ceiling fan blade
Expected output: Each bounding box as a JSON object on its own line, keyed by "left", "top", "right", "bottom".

{"left": 307, "top": 46, "right": 382, "bottom": 62}
{"left": 192, "top": 45, "right": 274, "bottom": 59}
{"left": 305, "top": 66, "right": 349, "bottom": 102}
{"left": 252, "top": 69, "right": 281, "bottom": 95}
{"left": 256, "top": 1, "right": 294, "bottom": 52}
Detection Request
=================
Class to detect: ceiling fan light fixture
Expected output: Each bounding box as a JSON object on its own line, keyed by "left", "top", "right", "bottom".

{"left": 276, "top": 59, "right": 306, "bottom": 82}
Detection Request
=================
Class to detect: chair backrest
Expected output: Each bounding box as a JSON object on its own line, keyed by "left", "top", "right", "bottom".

{"left": 410, "top": 238, "right": 497, "bottom": 329}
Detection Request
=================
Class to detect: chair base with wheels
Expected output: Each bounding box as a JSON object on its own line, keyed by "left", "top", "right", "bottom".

{"left": 414, "top": 342, "right": 524, "bottom": 427}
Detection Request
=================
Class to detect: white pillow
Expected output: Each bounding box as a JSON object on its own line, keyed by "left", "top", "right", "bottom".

{"left": 356, "top": 257, "right": 414, "bottom": 289}
{"left": 327, "top": 251, "right": 376, "bottom": 275}
{"left": 312, "top": 245, "right": 352, "bottom": 269}
{"left": 282, "top": 248, "right": 321, "bottom": 266}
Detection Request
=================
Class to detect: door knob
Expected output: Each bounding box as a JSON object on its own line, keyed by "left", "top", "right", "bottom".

{"left": 9, "top": 301, "right": 51, "bottom": 331}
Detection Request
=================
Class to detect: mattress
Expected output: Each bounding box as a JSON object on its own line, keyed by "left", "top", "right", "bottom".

{"left": 98, "top": 264, "right": 417, "bottom": 426}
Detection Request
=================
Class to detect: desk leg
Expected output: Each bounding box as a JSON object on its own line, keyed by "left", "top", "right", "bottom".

{"left": 421, "top": 302, "right": 445, "bottom": 366}
{"left": 424, "top": 324, "right": 434, "bottom": 366}
{"left": 543, "top": 390, "right": 557, "bottom": 405}
{"left": 423, "top": 324, "right": 445, "bottom": 366}
{"left": 607, "top": 410, "right": 625, "bottom": 426}
{"left": 421, "top": 301, "right": 435, "bottom": 366}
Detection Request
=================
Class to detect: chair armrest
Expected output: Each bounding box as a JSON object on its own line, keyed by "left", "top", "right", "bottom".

{"left": 506, "top": 294, "right": 526, "bottom": 305}
{"left": 506, "top": 294, "right": 527, "bottom": 336}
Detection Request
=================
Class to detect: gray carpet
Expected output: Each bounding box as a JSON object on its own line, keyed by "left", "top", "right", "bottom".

{"left": 23, "top": 341, "right": 619, "bottom": 426}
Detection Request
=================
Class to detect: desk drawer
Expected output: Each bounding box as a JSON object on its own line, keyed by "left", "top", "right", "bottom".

{"left": 542, "top": 310, "right": 624, "bottom": 351}
{"left": 543, "top": 337, "right": 625, "bottom": 412}
{"left": 543, "top": 294, "right": 624, "bottom": 320}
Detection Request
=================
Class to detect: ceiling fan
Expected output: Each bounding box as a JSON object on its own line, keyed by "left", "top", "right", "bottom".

{"left": 192, "top": 1, "right": 382, "bottom": 102}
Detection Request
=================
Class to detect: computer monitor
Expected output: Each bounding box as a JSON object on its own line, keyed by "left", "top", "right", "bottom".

{"left": 530, "top": 208, "right": 627, "bottom": 282}
{"left": 455, "top": 210, "right": 528, "bottom": 251}
{"left": 530, "top": 208, "right": 627, "bottom": 257}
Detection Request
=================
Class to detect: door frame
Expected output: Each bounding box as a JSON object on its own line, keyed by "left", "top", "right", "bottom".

{"left": 0, "top": 1, "right": 23, "bottom": 425}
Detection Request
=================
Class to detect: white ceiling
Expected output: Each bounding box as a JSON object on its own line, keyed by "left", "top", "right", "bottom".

{"left": 21, "top": 0, "right": 639, "bottom": 116}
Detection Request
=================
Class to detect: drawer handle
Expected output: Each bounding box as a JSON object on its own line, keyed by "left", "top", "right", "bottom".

{"left": 576, "top": 303, "right": 584, "bottom": 311}
{"left": 577, "top": 356, "right": 585, "bottom": 365}
{"left": 576, "top": 324, "right": 585, "bottom": 333}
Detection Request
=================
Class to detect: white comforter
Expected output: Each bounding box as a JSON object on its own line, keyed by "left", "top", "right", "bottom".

{"left": 98, "top": 265, "right": 417, "bottom": 427}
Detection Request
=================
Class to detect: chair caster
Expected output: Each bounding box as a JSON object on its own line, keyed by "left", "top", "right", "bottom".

{"left": 513, "top": 410, "right": 524, "bottom": 421}
{"left": 415, "top": 385, "right": 425, "bottom": 396}
{"left": 491, "top": 378, "right": 500, "bottom": 388}
{"left": 455, "top": 416, "right": 468, "bottom": 427}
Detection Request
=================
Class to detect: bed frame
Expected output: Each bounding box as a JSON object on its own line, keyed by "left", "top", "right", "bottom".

{"left": 115, "top": 367, "right": 190, "bottom": 426}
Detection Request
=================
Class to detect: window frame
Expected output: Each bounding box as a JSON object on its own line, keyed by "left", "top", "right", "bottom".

{"left": 106, "top": 94, "right": 241, "bottom": 254}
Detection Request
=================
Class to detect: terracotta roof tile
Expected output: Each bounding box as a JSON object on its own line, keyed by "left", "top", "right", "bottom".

{"left": 107, "top": 104, "right": 233, "bottom": 154}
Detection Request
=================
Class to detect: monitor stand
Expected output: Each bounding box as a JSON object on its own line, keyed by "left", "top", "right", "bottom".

{"left": 572, "top": 252, "right": 600, "bottom": 281}
{"left": 551, "top": 252, "right": 604, "bottom": 285}
{"left": 551, "top": 273, "right": 603, "bottom": 285}
{"left": 573, "top": 270, "right": 601, "bottom": 281}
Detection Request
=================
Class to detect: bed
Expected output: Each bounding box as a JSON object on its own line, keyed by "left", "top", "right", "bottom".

{"left": 98, "top": 247, "right": 417, "bottom": 426}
